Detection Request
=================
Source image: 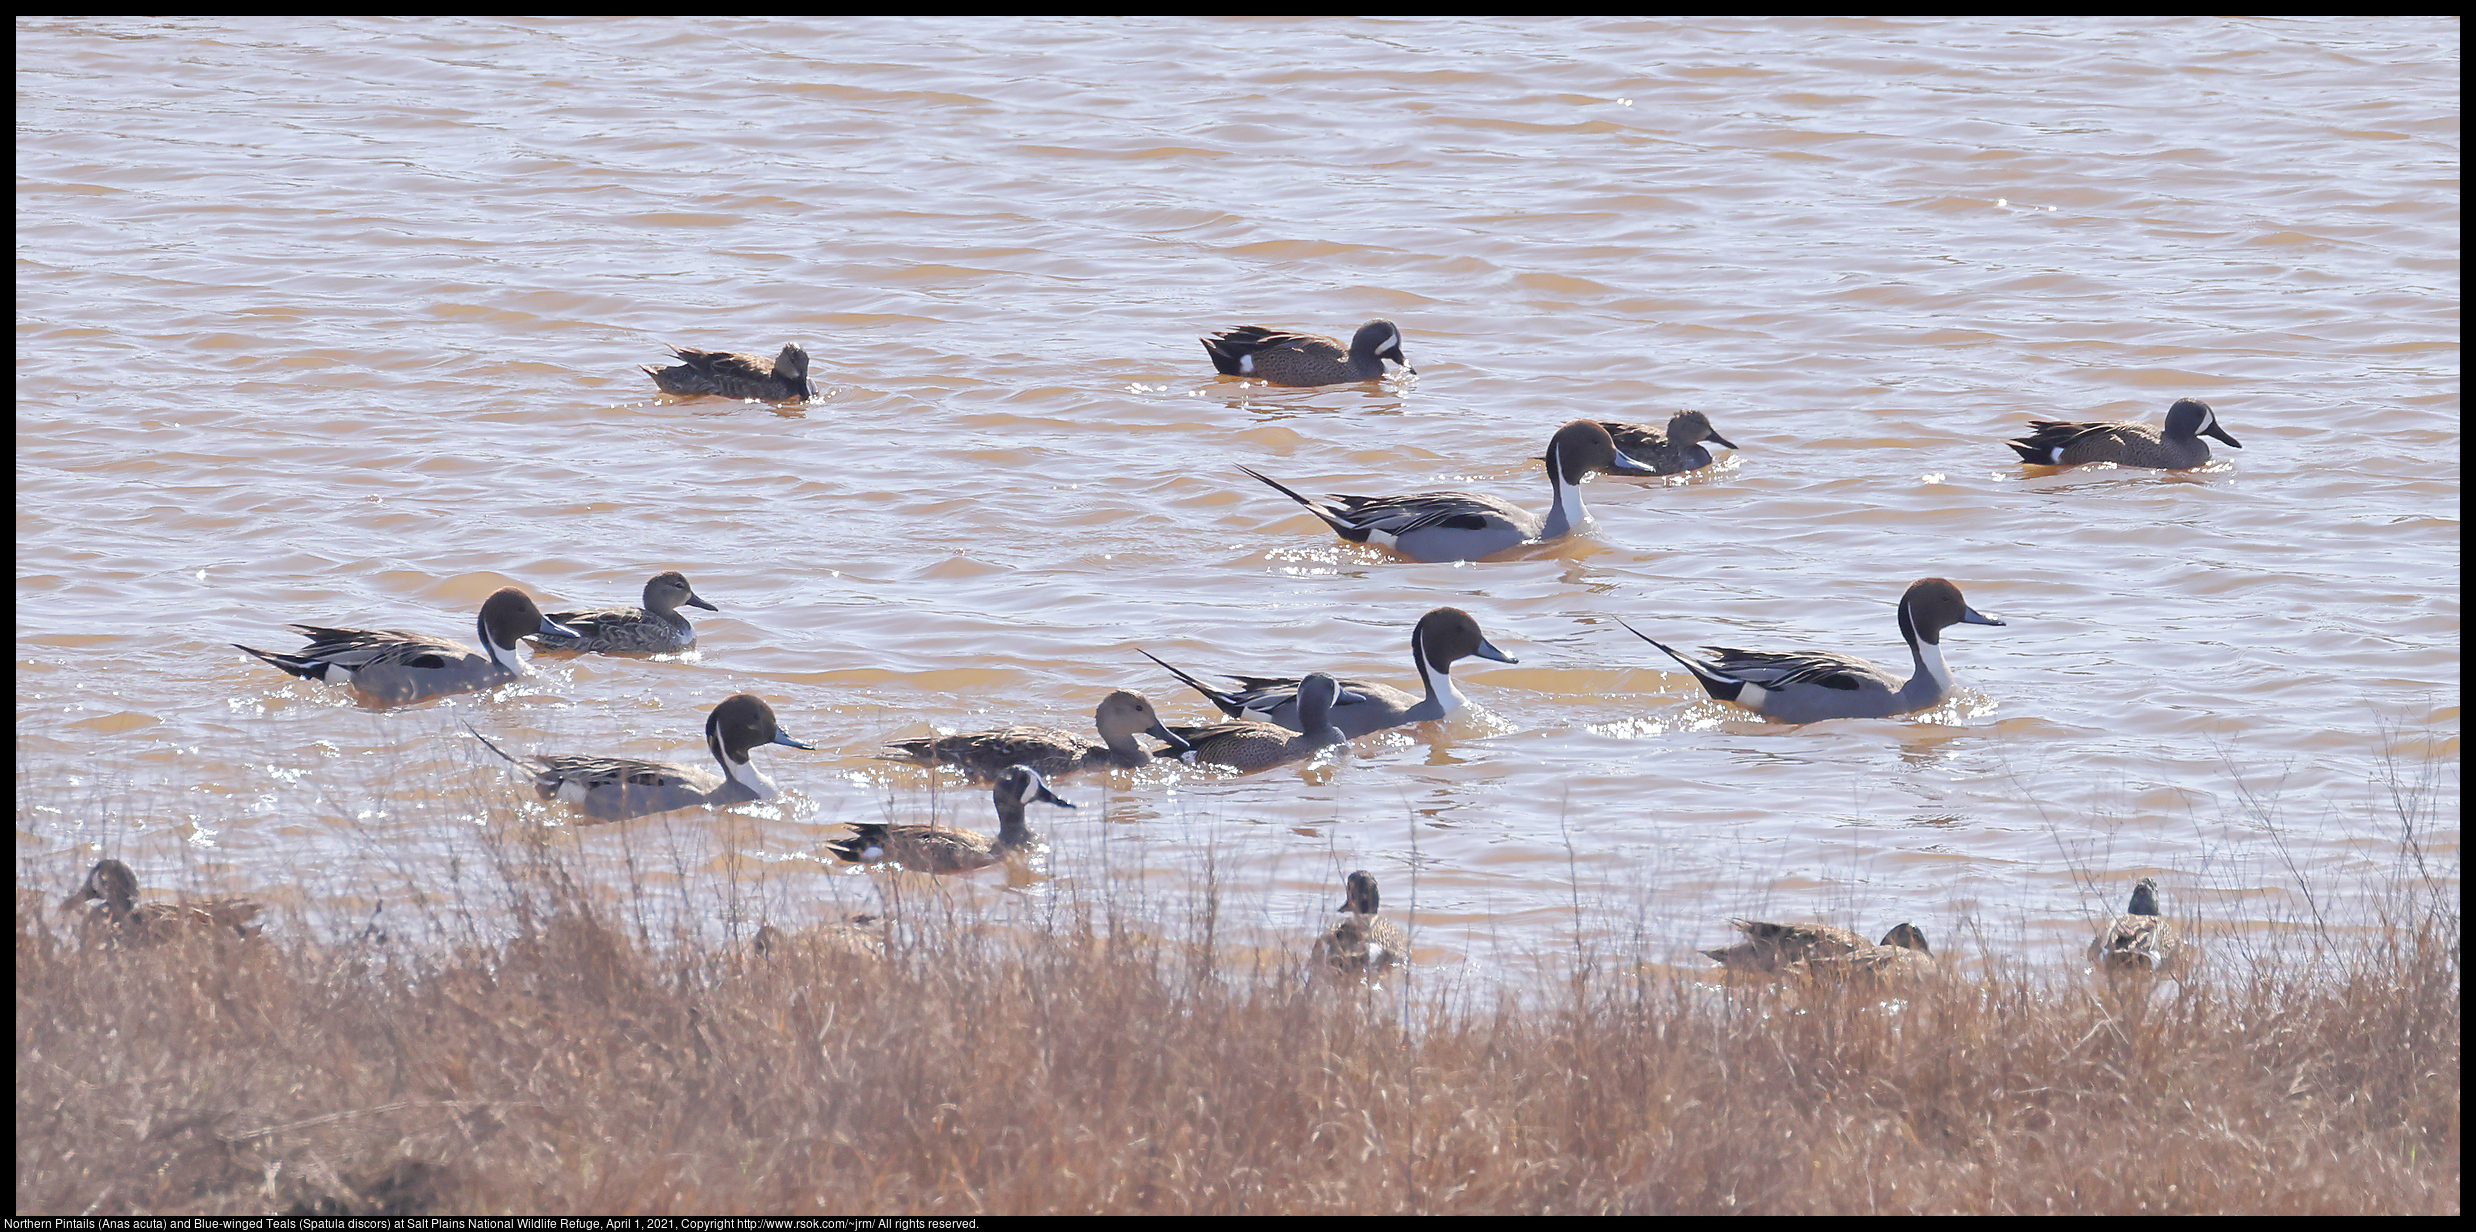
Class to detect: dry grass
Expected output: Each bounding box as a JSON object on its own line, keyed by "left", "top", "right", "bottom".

{"left": 14, "top": 839, "right": 2459, "bottom": 1216}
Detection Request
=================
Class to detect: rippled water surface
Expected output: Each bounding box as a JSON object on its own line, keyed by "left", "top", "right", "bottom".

{"left": 17, "top": 17, "right": 2459, "bottom": 975}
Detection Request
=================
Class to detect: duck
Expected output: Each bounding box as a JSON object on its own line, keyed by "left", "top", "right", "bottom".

{"left": 1200, "top": 319, "right": 1413, "bottom": 386}
{"left": 235, "top": 587, "right": 576, "bottom": 705}
{"left": 1240, "top": 420, "right": 1659, "bottom": 562}
{"left": 1141, "top": 606, "right": 1516, "bottom": 738}
{"left": 1623, "top": 577, "right": 2006, "bottom": 724}
{"left": 883, "top": 690, "right": 1193, "bottom": 780}
{"left": 642, "top": 343, "right": 817, "bottom": 402}
{"left": 1313, "top": 870, "right": 1410, "bottom": 977}
{"left": 464, "top": 693, "right": 816, "bottom": 823}
{"left": 1598, "top": 409, "right": 1738, "bottom": 475}
{"left": 2089, "top": 877, "right": 2185, "bottom": 973}
{"left": 62, "top": 858, "right": 262, "bottom": 948}
{"left": 824, "top": 764, "right": 1075, "bottom": 875}
{"left": 1166, "top": 672, "right": 1351, "bottom": 773}
{"left": 528, "top": 571, "right": 718, "bottom": 655}
{"left": 1701, "top": 917, "right": 1883, "bottom": 973}
{"left": 2006, "top": 398, "right": 2241, "bottom": 469}
{"left": 1787, "top": 921, "right": 1936, "bottom": 984}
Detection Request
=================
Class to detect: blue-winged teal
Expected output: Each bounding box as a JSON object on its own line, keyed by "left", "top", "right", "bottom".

{"left": 824, "top": 764, "right": 1075, "bottom": 875}
{"left": 63, "top": 858, "right": 262, "bottom": 947}
{"left": 2007, "top": 398, "right": 2240, "bottom": 469}
{"left": 1314, "top": 869, "right": 1410, "bottom": 976}
{"left": 1787, "top": 921, "right": 1936, "bottom": 984}
{"left": 1600, "top": 410, "right": 1738, "bottom": 475}
{"left": 642, "top": 343, "right": 817, "bottom": 402}
{"left": 1624, "top": 578, "right": 2006, "bottom": 724}
{"left": 2089, "top": 877, "right": 2185, "bottom": 973}
{"left": 1167, "top": 672, "right": 1350, "bottom": 773}
{"left": 236, "top": 588, "right": 575, "bottom": 705}
{"left": 1143, "top": 606, "right": 1515, "bottom": 738}
{"left": 1201, "top": 319, "right": 1413, "bottom": 386}
{"left": 884, "top": 690, "right": 1192, "bottom": 780}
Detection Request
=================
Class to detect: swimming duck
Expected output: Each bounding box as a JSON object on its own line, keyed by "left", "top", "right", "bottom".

{"left": 1142, "top": 606, "right": 1515, "bottom": 738}
{"left": 883, "top": 690, "right": 1193, "bottom": 780}
{"left": 2006, "top": 398, "right": 2240, "bottom": 469}
{"left": 824, "top": 764, "right": 1075, "bottom": 875}
{"left": 1313, "top": 869, "right": 1410, "bottom": 977}
{"left": 465, "top": 693, "right": 816, "bottom": 823}
{"left": 529, "top": 571, "right": 718, "bottom": 655}
{"left": 1702, "top": 917, "right": 1882, "bottom": 973}
{"left": 2089, "top": 877, "right": 2185, "bottom": 973}
{"left": 1599, "top": 409, "right": 1738, "bottom": 475}
{"left": 642, "top": 343, "right": 817, "bottom": 402}
{"left": 1624, "top": 578, "right": 2006, "bottom": 723}
{"left": 235, "top": 587, "right": 575, "bottom": 705}
{"left": 1241, "top": 420, "right": 1658, "bottom": 562}
{"left": 1788, "top": 922, "right": 1936, "bottom": 984}
{"left": 63, "top": 858, "right": 262, "bottom": 948}
{"left": 1166, "top": 672, "right": 1350, "bottom": 773}
{"left": 1201, "top": 319, "right": 1413, "bottom": 386}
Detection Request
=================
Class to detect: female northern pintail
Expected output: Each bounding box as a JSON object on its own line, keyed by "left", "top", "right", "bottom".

{"left": 528, "top": 571, "right": 718, "bottom": 655}
{"left": 1624, "top": 578, "right": 2006, "bottom": 724}
{"left": 1314, "top": 870, "right": 1410, "bottom": 977}
{"left": 642, "top": 343, "right": 817, "bottom": 402}
{"left": 1141, "top": 606, "right": 1516, "bottom": 739}
{"left": 823, "top": 764, "right": 1075, "bottom": 875}
{"left": 1788, "top": 922, "right": 1935, "bottom": 985}
{"left": 1702, "top": 918, "right": 1907, "bottom": 974}
{"left": 1166, "top": 672, "right": 1351, "bottom": 774}
{"left": 2089, "top": 877, "right": 2185, "bottom": 974}
{"left": 234, "top": 587, "right": 576, "bottom": 706}
{"left": 63, "top": 858, "right": 262, "bottom": 948}
{"left": 2006, "top": 398, "right": 2241, "bottom": 469}
{"left": 1599, "top": 409, "right": 1739, "bottom": 475}
{"left": 1241, "top": 420, "right": 1659, "bottom": 562}
{"left": 1201, "top": 319, "right": 1414, "bottom": 386}
{"left": 883, "top": 690, "right": 1193, "bottom": 780}
{"left": 465, "top": 693, "right": 816, "bottom": 823}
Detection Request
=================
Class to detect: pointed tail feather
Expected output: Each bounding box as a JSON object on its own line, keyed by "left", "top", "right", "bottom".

{"left": 1139, "top": 648, "right": 1247, "bottom": 718}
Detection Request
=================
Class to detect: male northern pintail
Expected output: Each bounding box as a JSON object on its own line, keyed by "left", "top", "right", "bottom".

{"left": 1788, "top": 922, "right": 1935, "bottom": 985}
{"left": 529, "top": 571, "right": 718, "bottom": 655}
{"left": 62, "top": 858, "right": 262, "bottom": 948}
{"left": 1314, "top": 870, "right": 1410, "bottom": 977}
{"left": 1599, "top": 410, "right": 1739, "bottom": 476}
{"left": 1142, "top": 606, "right": 1516, "bottom": 739}
{"left": 465, "top": 693, "right": 816, "bottom": 823}
{"left": 1241, "top": 420, "right": 1659, "bottom": 562}
{"left": 1201, "top": 319, "right": 1414, "bottom": 386}
{"left": 1166, "top": 672, "right": 1351, "bottom": 773}
{"left": 2089, "top": 877, "right": 2185, "bottom": 974}
{"left": 1624, "top": 578, "right": 2006, "bottom": 724}
{"left": 2006, "top": 398, "right": 2240, "bottom": 469}
{"left": 235, "top": 587, "right": 575, "bottom": 705}
{"left": 883, "top": 690, "right": 1193, "bottom": 781}
{"left": 642, "top": 343, "right": 817, "bottom": 402}
{"left": 1702, "top": 918, "right": 1910, "bottom": 974}
{"left": 823, "top": 764, "right": 1075, "bottom": 875}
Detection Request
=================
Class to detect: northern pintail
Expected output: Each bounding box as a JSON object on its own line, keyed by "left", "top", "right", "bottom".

{"left": 1142, "top": 606, "right": 1516, "bottom": 738}
{"left": 1702, "top": 918, "right": 1900, "bottom": 974}
{"left": 1313, "top": 869, "right": 1410, "bottom": 977}
{"left": 1600, "top": 410, "right": 1738, "bottom": 475}
{"left": 2006, "top": 398, "right": 2240, "bottom": 469}
{"left": 1624, "top": 578, "right": 2006, "bottom": 724}
{"left": 529, "top": 571, "right": 718, "bottom": 655}
{"left": 883, "top": 690, "right": 1193, "bottom": 780}
{"left": 2089, "top": 877, "right": 2185, "bottom": 974}
{"left": 642, "top": 343, "right": 817, "bottom": 402}
{"left": 1241, "top": 420, "right": 1659, "bottom": 562}
{"left": 1167, "top": 672, "right": 1351, "bottom": 773}
{"left": 1201, "top": 319, "right": 1413, "bottom": 386}
{"left": 1788, "top": 922, "right": 1935, "bottom": 985}
{"left": 235, "top": 587, "right": 576, "bottom": 705}
{"left": 465, "top": 693, "right": 816, "bottom": 823}
{"left": 62, "top": 858, "right": 262, "bottom": 948}
{"left": 824, "top": 764, "right": 1075, "bottom": 875}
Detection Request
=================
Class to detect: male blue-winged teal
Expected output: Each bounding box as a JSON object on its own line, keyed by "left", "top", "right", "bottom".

{"left": 2089, "top": 877, "right": 2185, "bottom": 973}
{"left": 824, "top": 764, "right": 1075, "bottom": 875}
{"left": 529, "top": 571, "right": 718, "bottom": 655}
{"left": 1143, "top": 606, "right": 1515, "bottom": 738}
{"left": 642, "top": 343, "right": 817, "bottom": 402}
{"left": 1201, "top": 319, "right": 1413, "bottom": 386}
{"left": 883, "top": 690, "right": 1192, "bottom": 780}
{"left": 63, "top": 858, "right": 262, "bottom": 947}
{"left": 1787, "top": 921, "right": 1936, "bottom": 984}
{"left": 1600, "top": 410, "right": 1738, "bottom": 475}
{"left": 1623, "top": 578, "right": 2006, "bottom": 724}
{"left": 2007, "top": 398, "right": 2240, "bottom": 469}
{"left": 1314, "top": 869, "right": 1410, "bottom": 977}
{"left": 466, "top": 693, "right": 816, "bottom": 823}
{"left": 1241, "top": 421, "right": 1659, "bottom": 562}
{"left": 1167, "top": 672, "right": 1350, "bottom": 773}
{"left": 235, "top": 587, "right": 575, "bottom": 705}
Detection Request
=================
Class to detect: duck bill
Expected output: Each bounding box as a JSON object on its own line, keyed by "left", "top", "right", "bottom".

{"left": 1960, "top": 606, "right": 2005, "bottom": 627}
{"left": 1707, "top": 431, "right": 1739, "bottom": 450}
{"left": 2204, "top": 422, "right": 2242, "bottom": 449}
{"left": 772, "top": 731, "right": 820, "bottom": 751}
{"left": 1605, "top": 448, "right": 1664, "bottom": 477}
{"left": 1148, "top": 719, "right": 1194, "bottom": 755}
{"left": 1473, "top": 636, "right": 1519, "bottom": 665}
{"left": 538, "top": 615, "right": 582, "bottom": 639}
